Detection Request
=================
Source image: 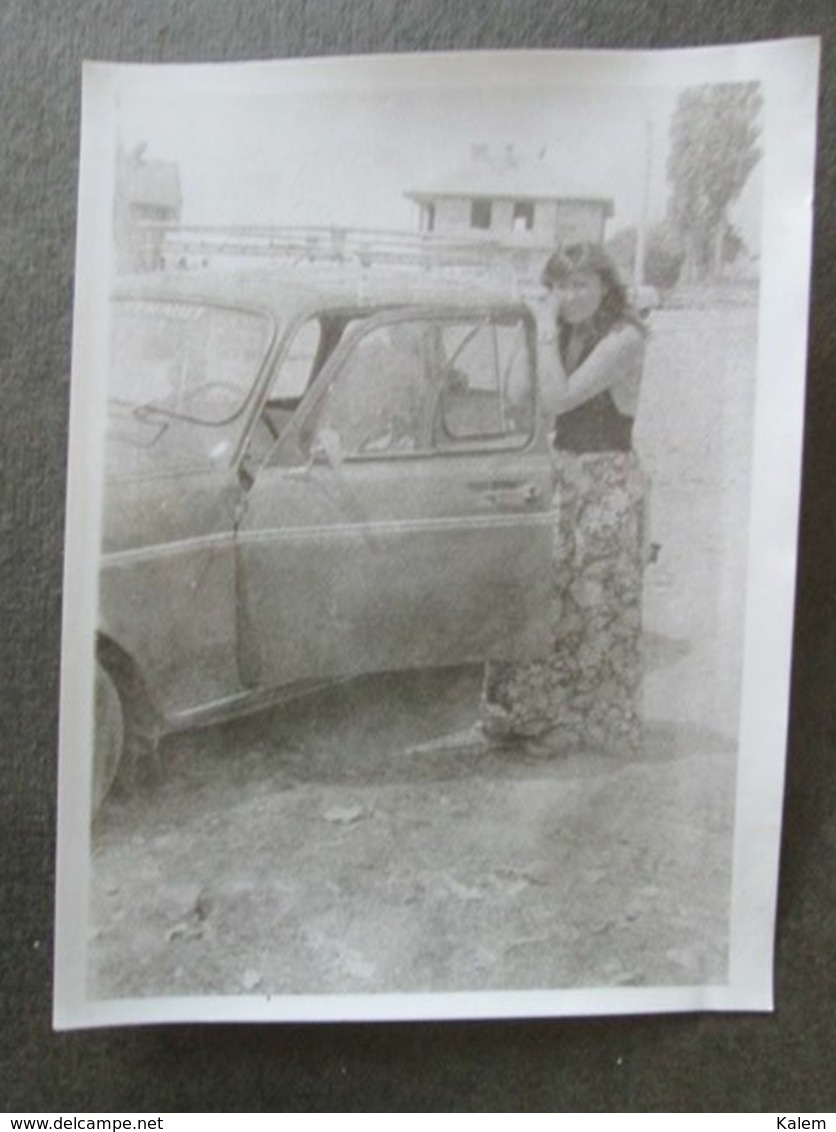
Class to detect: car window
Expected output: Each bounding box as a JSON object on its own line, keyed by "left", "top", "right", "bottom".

{"left": 249, "top": 314, "right": 377, "bottom": 467}
{"left": 110, "top": 299, "right": 272, "bottom": 424}
{"left": 311, "top": 321, "right": 437, "bottom": 457}
{"left": 271, "top": 318, "right": 323, "bottom": 402}
{"left": 435, "top": 316, "right": 534, "bottom": 446}
{"left": 270, "top": 310, "right": 536, "bottom": 467}
{"left": 107, "top": 298, "right": 273, "bottom": 475}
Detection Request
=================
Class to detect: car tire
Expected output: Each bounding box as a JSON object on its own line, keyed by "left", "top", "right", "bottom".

{"left": 93, "top": 662, "right": 124, "bottom": 815}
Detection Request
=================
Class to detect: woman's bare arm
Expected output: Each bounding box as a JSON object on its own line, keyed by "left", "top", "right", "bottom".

{"left": 532, "top": 293, "right": 570, "bottom": 417}
{"left": 537, "top": 320, "right": 645, "bottom": 419}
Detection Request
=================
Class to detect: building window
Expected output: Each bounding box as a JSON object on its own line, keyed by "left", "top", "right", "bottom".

{"left": 512, "top": 201, "right": 535, "bottom": 231}
{"left": 424, "top": 202, "right": 436, "bottom": 233}
{"left": 470, "top": 199, "right": 492, "bottom": 230}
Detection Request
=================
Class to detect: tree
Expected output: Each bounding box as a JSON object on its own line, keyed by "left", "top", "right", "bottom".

{"left": 667, "top": 83, "right": 762, "bottom": 281}
{"left": 645, "top": 222, "right": 686, "bottom": 293}
{"left": 606, "top": 221, "right": 685, "bottom": 295}
{"left": 721, "top": 223, "right": 746, "bottom": 268}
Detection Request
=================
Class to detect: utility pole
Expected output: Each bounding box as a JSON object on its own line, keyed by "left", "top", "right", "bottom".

{"left": 634, "top": 117, "right": 653, "bottom": 292}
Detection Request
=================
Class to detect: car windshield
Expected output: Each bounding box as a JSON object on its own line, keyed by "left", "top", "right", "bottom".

{"left": 109, "top": 298, "right": 273, "bottom": 424}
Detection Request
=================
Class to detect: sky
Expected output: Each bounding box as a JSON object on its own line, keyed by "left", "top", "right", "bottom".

{"left": 117, "top": 76, "right": 762, "bottom": 252}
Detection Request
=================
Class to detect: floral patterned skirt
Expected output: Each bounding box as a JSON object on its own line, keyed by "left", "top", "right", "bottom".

{"left": 481, "top": 450, "right": 647, "bottom": 754}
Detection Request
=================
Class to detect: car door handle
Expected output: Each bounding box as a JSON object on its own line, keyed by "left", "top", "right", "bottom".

{"left": 471, "top": 481, "right": 542, "bottom": 510}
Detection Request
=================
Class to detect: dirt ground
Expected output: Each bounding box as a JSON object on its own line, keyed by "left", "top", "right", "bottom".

{"left": 89, "top": 301, "right": 757, "bottom": 999}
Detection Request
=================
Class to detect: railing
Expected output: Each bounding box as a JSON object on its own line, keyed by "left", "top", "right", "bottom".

{"left": 132, "top": 221, "right": 550, "bottom": 290}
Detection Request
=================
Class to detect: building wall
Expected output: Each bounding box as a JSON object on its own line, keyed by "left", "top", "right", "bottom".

{"left": 491, "top": 199, "right": 514, "bottom": 232}
{"left": 114, "top": 203, "right": 178, "bottom": 273}
{"left": 534, "top": 200, "right": 559, "bottom": 242}
{"left": 113, "top": 150, "right": 182, "bottom": 273}
{"left": 420, "top": 195, "right": 608, "bottom": 246}
{"left": 433, "top": 197, "right": 472, "bottom": 232}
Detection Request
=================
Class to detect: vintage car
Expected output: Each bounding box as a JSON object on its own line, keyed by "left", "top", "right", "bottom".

{"left": 94, "top": 270, "right": 560, "bottom": 809}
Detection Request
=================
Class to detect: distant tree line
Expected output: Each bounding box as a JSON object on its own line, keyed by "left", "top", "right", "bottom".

{"left": 608, "top": 82, "right": 762, "bottom": 292}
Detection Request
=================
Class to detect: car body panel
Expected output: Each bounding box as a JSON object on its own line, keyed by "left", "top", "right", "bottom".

{"left": 99, "top": 271, "right": 557, "bottom": 729}
{"left": 100, "top": 470, "right": 242, "bottom": 714}
{"left": 237, "top": 451, "right": 556, "bottom": 688}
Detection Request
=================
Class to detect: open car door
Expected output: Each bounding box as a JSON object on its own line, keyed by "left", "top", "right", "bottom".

{"left": 235, "top": 305, "right": 557, "bottom": 690}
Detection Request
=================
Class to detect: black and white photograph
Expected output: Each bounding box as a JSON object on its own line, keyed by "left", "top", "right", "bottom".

{"left": 54, "top": 41, "right": 818, "bottom": 1027}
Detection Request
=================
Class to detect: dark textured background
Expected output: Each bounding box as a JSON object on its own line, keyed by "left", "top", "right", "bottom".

{"left": 1, "top": 0, "right": 834, "bottom": 1113}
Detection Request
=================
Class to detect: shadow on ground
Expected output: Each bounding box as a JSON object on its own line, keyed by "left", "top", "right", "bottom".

{"left": 99, "top": 661, "right": 737, "bottom": 839}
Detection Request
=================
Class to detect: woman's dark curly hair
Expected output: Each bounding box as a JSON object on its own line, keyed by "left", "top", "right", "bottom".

{"left": 540, "top": 242, "right": 646, "bottom": 343}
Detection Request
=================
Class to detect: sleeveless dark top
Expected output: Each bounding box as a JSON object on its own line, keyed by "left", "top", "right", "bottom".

{"left": 553, "top": 322, "right": 635, "bottom": 454}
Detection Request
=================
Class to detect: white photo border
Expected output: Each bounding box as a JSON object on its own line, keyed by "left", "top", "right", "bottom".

{"left": 55, "top": 39, "right": 820, "bottom": 1029}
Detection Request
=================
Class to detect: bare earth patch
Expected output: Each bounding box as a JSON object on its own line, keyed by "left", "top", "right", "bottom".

{"left": 90, "top": 303, "right": 755, "bottom": 1001}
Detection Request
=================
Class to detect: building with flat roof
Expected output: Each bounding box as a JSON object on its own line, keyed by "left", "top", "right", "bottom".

{"left": 405, "top": 145, "right": 614, "bottom": 252}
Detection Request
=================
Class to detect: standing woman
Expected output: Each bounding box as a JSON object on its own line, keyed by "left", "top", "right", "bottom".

{"left": 482, "top": 242, "right": 649, "bottom": 753}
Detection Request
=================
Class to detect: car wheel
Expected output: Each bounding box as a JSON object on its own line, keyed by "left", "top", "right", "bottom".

{"left": 93, "top": 662, "right": 124, "bottom": 815}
